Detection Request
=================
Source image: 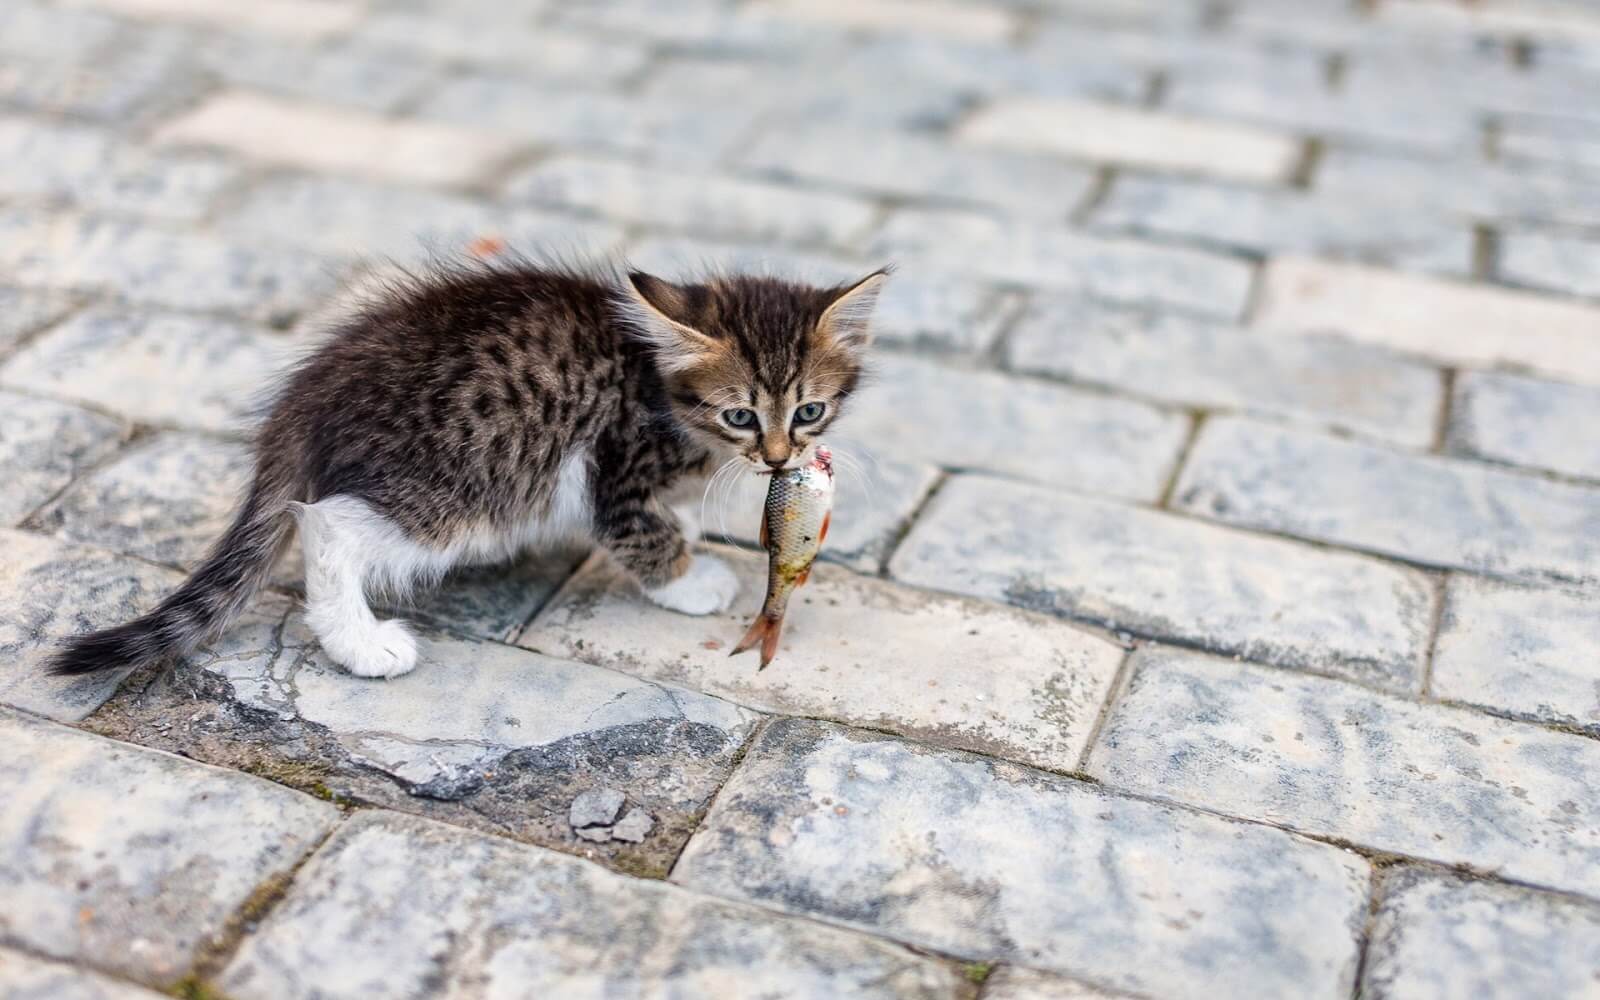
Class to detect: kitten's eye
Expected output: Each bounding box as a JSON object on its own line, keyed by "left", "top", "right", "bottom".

{"left": 793, "top": 402, "right": 826, "bottom": 425}
{"left": 723, "top": 408, "right": 757, "bottom": 429}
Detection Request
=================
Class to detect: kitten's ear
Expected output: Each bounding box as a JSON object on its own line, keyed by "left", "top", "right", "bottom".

{"left": 817, "top": 267, "right": 891, "bottom": 350}
{"left": 621, "top": 271, "right": 719, "bottom": 372}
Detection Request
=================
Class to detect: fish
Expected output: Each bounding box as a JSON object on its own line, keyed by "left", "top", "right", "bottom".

{"left": 731, "top": 445, "right": 835, "bottom": 670}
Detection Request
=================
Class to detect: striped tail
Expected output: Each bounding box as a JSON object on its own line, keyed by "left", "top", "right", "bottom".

{"left": 48, "top": 456, "right": 299, "bottom": 676}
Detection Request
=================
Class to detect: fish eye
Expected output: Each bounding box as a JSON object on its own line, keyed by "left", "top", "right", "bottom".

{"left": 793, "top": 402, "right": 826, "bottom": 425}
{"left": 723, "top": 408, "right": 757, "bottom": 429}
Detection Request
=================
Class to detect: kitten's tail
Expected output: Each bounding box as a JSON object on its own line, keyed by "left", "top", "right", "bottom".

{"left": 48, "top": 454, "right": 300, "bottom": 676}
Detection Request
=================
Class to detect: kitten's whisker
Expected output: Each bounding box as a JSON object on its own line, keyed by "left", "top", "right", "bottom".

{"left": 700, "top": 458, "right": 740, "bottom": 543}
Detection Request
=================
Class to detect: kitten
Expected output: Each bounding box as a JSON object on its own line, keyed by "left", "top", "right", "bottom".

{"left": 50, "top": 260, "right": 887, "bottom": 680}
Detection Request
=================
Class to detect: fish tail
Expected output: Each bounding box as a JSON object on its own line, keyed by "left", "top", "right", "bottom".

{"left": 731, "top": 613, "right": 784, "bottom": 670}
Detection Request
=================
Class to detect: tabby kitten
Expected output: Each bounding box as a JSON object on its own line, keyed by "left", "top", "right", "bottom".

{"left": 51, "top": 261, "right": 887, "bottom": 679}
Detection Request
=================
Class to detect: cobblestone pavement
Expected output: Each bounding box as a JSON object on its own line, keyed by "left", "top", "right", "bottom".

{"left": 3, "top": 0, "right": 1600, "bottom": 997}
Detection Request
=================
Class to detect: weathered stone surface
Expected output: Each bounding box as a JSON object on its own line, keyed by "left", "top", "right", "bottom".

{"left": 1317, "top": 147, "right": 1600, "bottom": 227}
{"left": 1088, "top": 648, "right": 1600, "bottom": 898}
{"left": 89, "top": 594, "right": 756, "bottom": 870}
{"left": 154, "top": 91, "right": 524, "bottom": 187}
{"left": 570, "top": 787, "right": 627, "bottom": 829}
{"left": 675, "top": 719, "right": 1370, "bottom": 1000}
{"left": 73, "top": 0, "right": 362, "bottom": 39}
{"left": 0, "top": 38, "right": 201, "bottom": 124}
{"left": 510, "top": 156, "right": 877, "bottom": 249}
{"left": 890, "top": 474, "right": 1433, "bottom": 690}
{"left": 0, "top": 391, "right": 126, "bottom": 525}
{"left": 960, "top": 97, "right": 1300, "bottom": 183}
{"left": 0, "top": 116, "right": 238, "bottom": 223}
{"left": 872, "top": 209, "right": 1254, "bottom": 318}
{"left": 843, "top": 355, "right": 1187, "bottom": 502}
{"left": 0, "top": 209, "right": 337, "bottom": 321}
{"left": 1092, "top": 175, "right": 1472, "bottom": 275}
{"left": 522, "top": 546, "right": 1124, "bottom": 772}
{"left": 752, "top": 0, "right": 1017, "bottom": 42}
{"left": 982, "top": 967, "right": 1138, "bottom": 1000}
{"left": 192, "top": 32, "right": 441, "bottom": 113}
{"left": 0, "top": 530, "right": 182, "bottom": 722}
{"left": 1, "top": 308, "right": 298, "bottom": 434}
{"left": 1448, "top": 370, "right": 1600, "bottom": 481}
{"left": 1005, "top": 297, "right": 1444, "bottom": 449}
{"left": 1499, "top": 230, "right": 1600, "bottom": 299}
{"left": 353, "top": 13, "right": 648, "bottom": 82}
{"left": 739, "top": 123, "right": 1096, "bottom": 218}
{"left": 217, "top": 810, "right": 966, "bottom": 1000}
{"left": 0, "top": 286, "right": 76, "bottom": 354}
{"left": 0, "top": 707, "right": 336, "bottom": 986}
{"left": 1431, "top": 576, "right": 1600, "bottom": 734}
{"left": 1362, "top": 868, "right": 1600, "bottom": 999}
{"left": 611, "top": 808, "right": 654, "bottom": 843}
{"left": 1173, "top": 416, "right": 1600, "bottom": 587}
{"left": 0, "top": 948, "right": 170, "bottom": 1000}
{"left": 1253, "top": 256, "right": 1600, "bottom": 385}
{"left": 0, "top": 3, "right": 120, "bottom": 63}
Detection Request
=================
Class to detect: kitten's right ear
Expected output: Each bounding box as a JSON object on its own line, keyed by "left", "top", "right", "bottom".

{"left": 620, "top": 272, "right": 718, "bottom": 373}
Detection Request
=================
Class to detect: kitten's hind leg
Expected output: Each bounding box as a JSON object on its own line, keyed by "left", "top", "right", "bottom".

{"left": 292, "top": 496, "right": 421, "bottom": 679}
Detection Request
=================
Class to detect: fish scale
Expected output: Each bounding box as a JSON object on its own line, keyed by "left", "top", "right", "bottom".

{"left": 731, "top": 446, "right": 835, "bottom": 669}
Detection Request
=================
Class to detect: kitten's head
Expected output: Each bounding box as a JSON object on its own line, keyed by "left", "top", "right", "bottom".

{"left": 622, "top": 267, "right": 888, "bottom": 471}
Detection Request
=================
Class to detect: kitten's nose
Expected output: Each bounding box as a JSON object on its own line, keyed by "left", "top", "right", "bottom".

{"left": 764, "top": 457, "right": 788, "bottom": 470}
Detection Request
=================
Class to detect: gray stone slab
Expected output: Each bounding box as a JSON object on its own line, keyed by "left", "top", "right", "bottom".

{"left": 1448, "top": 370, "right": 1600, "bottom": 481}
{"left": 843, "top": 355, "right": 1189, "bottom": 502}
{"left": 0, "top": 40, "right": 202, "bottom": 124}
{"left": 982, "top": 967, "right": 1139, "bottom": 999}
{"left": 840, "top": 34, "right": 1148, "bottom": 104}
{"left": 1092, "top": 175, "right": 1472, "bottom": 276}
{"left": 1362, "top": 868, "right": 1600, "bottom": 1000}
{"left": 1005, "top": 297, "right": 1444, "bottom": 449}
{"left": 0, "top": 707, "right": 336, "bottom": 986}
{"left": 1317, "top": 147, "right": 1600, "bottom": 228}
{"left": 522, "top": 545, "right": 1125, "bottom": 773}
{"left": 217, "top": 810, "right": 965, "bottom": 1000}
{"left": 1, "top": 308, "right": 299, "bottom": 434}
{"left": 1499, "top": 229, "right": 1600, "bottom": 299}
{"left": 0, "top": 116, "right": 238, "bottom": 223}
{"left": 509, "top": 155, "right": 877, "bottom": 249}
{"left": 90, "top": 594, "right": 756, "bottom": 870}
{"left": 889, "top": 474, "right": 1433, "bottom": 691}
{"left": 191, "top": 31, "right": 441, "bottom": 113}
{"left": 0, "top": 390, "right": 126, "bottom": 525}
{"left": 0, "top": 948, "right": 169, "bottom": 1000}
{"left": 0, "top": 286, "right": 77, "bottom": 355}
{"left": 0, "top": 2, "right": 120, "bottom": 63}
{"left": 739, "top": 123, "right": 1095, "bottom": 219}
{"left": 1088, "top": 647, "right": 1600, "bottom": 898}
{"left": 0, "top": 209, "right": 339, "bottom": 323}
{"left": 871, "top": 209, "right": 1254, "bottom": 319}
{"left": 1173, "top": 416, "right": 1600, "bottom": 587}
{"left": 674, "top": 718, "right": 1370, "bottom": 1000}
{"left": 1432, "top": 576, "right": 1600, "bottom": 734}
{"left": 353, "top": 13, "right": 648, "bottom": 82}
{"left": 0, "top": 529, "right": 181, "bottom": 721}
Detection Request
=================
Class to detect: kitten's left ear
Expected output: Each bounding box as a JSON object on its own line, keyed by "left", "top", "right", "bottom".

{"left": 620, "top": 270, "right": 719, "bottom": 372}
{"left": 817, "top": 267, "right": 892, "bottom": 349}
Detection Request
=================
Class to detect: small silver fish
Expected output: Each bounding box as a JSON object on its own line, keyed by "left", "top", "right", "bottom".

{"left": 731, "top": 445, "right": 835, "bottom": 669}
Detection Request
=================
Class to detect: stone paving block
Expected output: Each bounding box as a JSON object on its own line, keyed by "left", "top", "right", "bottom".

{"left": 0, "top": 286, "right": 78, "bottom": 356}
{"left": 890, "top": 474, "right": 1433, "bottom": 690}
{"left": 509, "top": 156, "right": 878, "bottom": 249}
{"left": 960, "top": 97, "right": 1300, "bottom": 183}
{"left": 843, "top": 35, "right": 1147, "bottom": 104}
{"left": 192, "top": 32, "right": 443, "bottom": 113}
{"left": 625, "top": 235, "right": 1006, "bottom": 355}
{"left": 0, "top": 391, "right": 126, "bottom": 526}
{"left": 552, "top": 0, "right": 847, "bottom": 55}
{"left": 0, "top": 42, "right": 202, "bottom": 124}
{"left": 752, "top": 0, "right": 1017, "bottom": 42}
{"left": 1092, "top": 175, "right": 1472, "bottom": 275}
{"left": 155, "top": 91, "right": 524, "bottom": 188}
{"left": 0, "top": 2, "right": 121, "bottom": 63}
{"left": 981, "top": 967, "right": 1137, "bottom": 1000}
{"left": 418, "top": 74, "right": 756, "bottom": 166}
{"left": 0, "top": 530, "right": 182, "bottom": 722}
{"left": 1448, "top": 370, "right": 1600, "bottom": 481}
{"left": 1006, "top": 297, "right": 1444, "bottom": 449}
{"left": 1361, "top": 868, "right": 1600, "bottom": 1000}
{"left": 69, "top": 0, "right": 362, "bottom": 39}
{"left": 739, "top": 123, "right": 1095, "bottom": 219}
{"left": 0, "top": 210, "right": 338, "bottom": 322}
{"left": 1499, "top": 115, "right": 1600, "bottom": 175}
{"left": 1172, "top": 416, "right": 1600, "bottom": 587}
{"left": 1, "top": 308, "right": 298, "bottom": 434}
{"left": 218, "top": 173, "right": 624, "bottom": 261}
{"left": 1087, "top": 647, "right": 1600, "bottom": 898}
{"left": 216, "top": 810, "right": 965, "bottom": 1000}
{"left": 1499, "top": 230, "right": 1600, "bottom": 299}
{"left": 353, "top": 12, "right": 648, "bottom": 82}
{"left": 1317, "top": 147, "right": 1600, "bottom": 228}
{"left": 843, "top": 355, "right": 1188, "bottom": 502}
{"left": 0, "top": 117, "right": 237, "bottom": 223}
{"left": 522, "top": 546, "right": 1124, "bottom": 773}
{"left": 0, "top": 707, "right": 337, "bottom": 985}
{"left": 674, "top": 718, "right": 1370, "bottom": 1000}
{"left": 1028, "top": 20, "right": 1319, "bottom": 79}
{"left": 1431, "top": 576, "right": 1600, "bottom": 734}
{"left": 872, "top": 209, "right": 1254, "bottom": 318}
{"left": 0, "top": 948, "right": 170, "bottom": 1000}
{"left": 1252, "top": 256, "right": 1600, "bottom": 385}
{"left": 90, "top": 593, "right": 757, "bottom": 873}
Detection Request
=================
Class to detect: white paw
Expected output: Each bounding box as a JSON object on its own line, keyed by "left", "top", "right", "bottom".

{"left": 645, "top": 555, "right": 740, "bottom": 616}
{"left": 321, "top": 618, "right": 419, "bottom": 679}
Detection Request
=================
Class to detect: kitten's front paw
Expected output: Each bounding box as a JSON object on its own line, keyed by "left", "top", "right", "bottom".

{"left": 325, "top": 619, "right": 419, "bottom": 679}
{"left": 645, "top": 555, "right": 740, "bottom": 616}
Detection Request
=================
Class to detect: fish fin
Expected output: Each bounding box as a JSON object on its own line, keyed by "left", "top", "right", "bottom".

{"left": 731, "top": 614, "right": 784, "bottom": 668}
{"left": 759, "top": 516, "right": 769, "bottom": 549}
{"left": 757, "top": 622, "right": 782, "bottom": 670}
{"left": 818, "top": 512, "right": 830, "bottom": 545}
{"left": 795, "top": 566, "right": 811, "bottom": 588}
